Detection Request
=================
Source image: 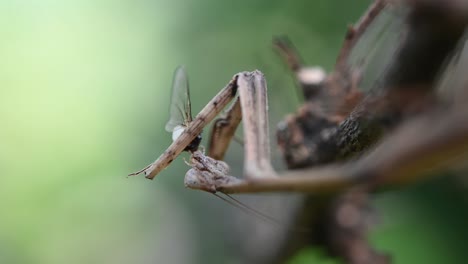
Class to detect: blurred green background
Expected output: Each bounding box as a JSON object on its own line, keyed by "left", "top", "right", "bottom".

{"left": 1, "top": 1, "right": 468, "bottom": 264}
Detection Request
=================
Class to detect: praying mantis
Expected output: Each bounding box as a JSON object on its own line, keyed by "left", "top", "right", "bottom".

{"left": 129, "top": 45, "right": 468, "bottom": 196}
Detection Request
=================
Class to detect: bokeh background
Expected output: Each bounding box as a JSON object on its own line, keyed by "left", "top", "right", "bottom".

{"left": 1, "top": 1, "right": 468, "bottom": 263}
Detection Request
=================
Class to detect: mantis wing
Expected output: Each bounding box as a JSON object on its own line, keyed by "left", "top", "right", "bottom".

{"left": 165, "top": 66, "right": 193, "bottom": 132}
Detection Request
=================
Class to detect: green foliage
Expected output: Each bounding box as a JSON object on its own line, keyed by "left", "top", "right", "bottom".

{"left": 288, "top": 248, "right": 341, "bottom": 264}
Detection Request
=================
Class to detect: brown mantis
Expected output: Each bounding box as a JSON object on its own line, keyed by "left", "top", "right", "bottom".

{"left": 130, "top": 50, "right": 468, "bottom": 196}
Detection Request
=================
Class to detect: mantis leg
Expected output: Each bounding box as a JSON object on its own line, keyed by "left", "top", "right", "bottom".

{"left": 208, "top": 96, "right": 242, "bottom": 160}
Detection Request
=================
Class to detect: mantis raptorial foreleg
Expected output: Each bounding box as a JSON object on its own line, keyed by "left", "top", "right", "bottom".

{"left": 130, "top": 69, "right": 277, "bottom": 185}
{"left": 207, "top": 70, "right": 276, "bottom": 177}
{"left": 129, "top": 75, "right": 239, "bottom": 179}
{"left": 184, "top": 71, "right": 278, "bottom": 192}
